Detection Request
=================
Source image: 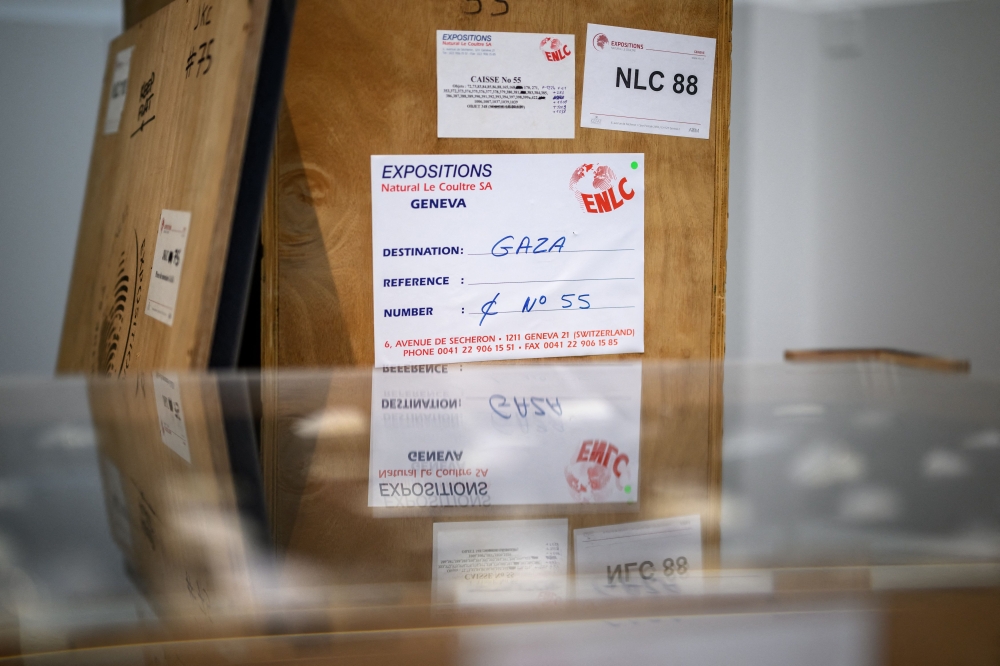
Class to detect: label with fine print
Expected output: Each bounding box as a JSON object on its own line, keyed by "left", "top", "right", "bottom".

{"left": 433, "top": 519, "right": 568, "bottom": 604}
{"left": 437, "top": 30, "right": 575, "bottom": 139}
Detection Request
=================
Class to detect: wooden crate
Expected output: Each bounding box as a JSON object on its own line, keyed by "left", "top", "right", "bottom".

{"left": 260, "top": 0, "right": 732, "bottom": 572}
{"left": 58, "top": 0, "right": 293, "bottom": 374}
{"left": 263, "top": 0, "right": 732, "bottom": 368}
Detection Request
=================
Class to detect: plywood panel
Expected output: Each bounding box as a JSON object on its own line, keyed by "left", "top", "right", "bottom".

{"left": 57, "top": 0, "right": 276, "bottom": 374}
{"left": 123, "top": 0, "right": 173, "bottom": 28}
{"left": 264, "top": 0, "right": 733, "bottom": 368}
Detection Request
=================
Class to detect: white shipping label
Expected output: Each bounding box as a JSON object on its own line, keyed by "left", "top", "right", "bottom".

{"left": 581, "top": 24, "right": 715, "bottom": 139}
{"left": 437, "top": 30, "right": 575, "bottom": 139}
{"left": 145, "top": 209, "right": 191, "bottom": 326}
{"left": 574, "top": 515, "right": 703, "bottom": 598}
{"left": 103, "top": 46, "right": 134, "bottom": 135}
{"left": 371, "top": 153, "right": 644, "bottom": 367}
{"left": 433, "top": 519, "right": 568, "bottom": 604}
{"left": 152, "top": 372, "right": 191, "bottom": 463}
{"left": 369, "top": 362, "right": 641, "bottom": 508}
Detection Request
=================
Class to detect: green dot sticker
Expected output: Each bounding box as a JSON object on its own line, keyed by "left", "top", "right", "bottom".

{"left": 630, "top": 161, "right": 639, "bottom": 170}
{"left": 624, "top": 484, "right": 632, "bottom": 494}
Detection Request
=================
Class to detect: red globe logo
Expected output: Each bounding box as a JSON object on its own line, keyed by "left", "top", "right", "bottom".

{"left": 540, "top": 37, "right": 572, "bottom": 61}
{"left": 565, "top": 439, "right": 632, "bottom": 503}
{"left": 539, "top": 36, "right": 562, "bottom": 52}
{"left": 569, "top": 162, "right": 617, "bottom": 211}
{"left": 593, "top": 33, "right": 609, "bottom": 50}
{"left": 569, "top": 162, "right": 636, "bottom": 214}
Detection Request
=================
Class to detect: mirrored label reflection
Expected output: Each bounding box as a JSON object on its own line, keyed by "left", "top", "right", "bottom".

{"left": 152, "top": 372, "right": 191, "bottom": 463}
{"left": 574, "top": 515, "right": 703, "bottom": 598}
{"left": 369, "top": 363, "right": 641, "bottom": 508}
{"left": 433, "top": 519, "right": 568, "bottom": 604}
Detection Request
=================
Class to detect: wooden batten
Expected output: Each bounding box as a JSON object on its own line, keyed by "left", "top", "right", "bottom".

{"left": 785, "top": 348, "right": 972, "bottom": 373}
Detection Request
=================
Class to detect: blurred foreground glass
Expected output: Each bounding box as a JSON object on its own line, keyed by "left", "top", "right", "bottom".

{"left": 0, "top": 361, "right": 998, "bottom": 664}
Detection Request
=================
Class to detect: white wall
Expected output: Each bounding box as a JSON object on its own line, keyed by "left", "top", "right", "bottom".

{"left": 0, "top": 11, "right": 119, "bottom": 375}
{"left": 727, "top": 0, "right": 1000, "bottom": 377}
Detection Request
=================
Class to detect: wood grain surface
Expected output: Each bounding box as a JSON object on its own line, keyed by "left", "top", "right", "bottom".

{"left": 123, "top": 0, "right": 173, "bottom": 28}
{"left": 57, "top": 0, "right": 271, "bottom": 374}
{"left": 264, "top": 0, "right": 733, "bottom": 368}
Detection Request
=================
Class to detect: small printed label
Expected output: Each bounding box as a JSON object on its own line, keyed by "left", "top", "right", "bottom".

{"left": 437, "top": 31, "right": 575, "bottom": 139}
{"left": 581, "top": 24, "right": 716, "bottom": 139}
{"left": 104, "top": 46, "right": 134, "bottom": 135}
{"left": 433, "top": 519, "right": 568, "bottom": 604}
{"left": 145, "top": 209, "right": 191, "bottom": 326}
{"left": 153, "top": 372, "right": 190, "bottom": 463}
{"left": 574, "top": 515, "right": 703, "bottom": 598}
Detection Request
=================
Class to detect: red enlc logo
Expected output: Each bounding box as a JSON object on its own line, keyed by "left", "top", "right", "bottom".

{"left": 569, "top": 163, "right": 635, "bottom": 214}
{"left": 576, "top": 439, "right": 629, "bottom": 476}
{"left": 539, "top": 37, "right": 571, "bottom": 61}
{"left": 564, "top": 439, "right": 632, "bottom": 503}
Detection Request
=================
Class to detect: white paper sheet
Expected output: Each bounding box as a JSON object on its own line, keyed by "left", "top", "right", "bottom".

{"left": 145, "top": 209, "right": 191, "bottom": 326}
{"left": 574, "top": 515, "right": 703, "bottom": 598}
{"left": 581, "top": 24, "right": 715, "bottom": 139}
{"left": 371, "top": 153, "right": 644, "bottom": 366}
{"left": 103, "top": 46, "right": 133, "bottom": 135}
{"left": 433, "top": 519, "right": 568, "bottom": 604}
{"left": 368, "top": 362, "right": 641, "bottom": 508}
{"left": 437, "top": 31, "right": 575, "bottom": 138}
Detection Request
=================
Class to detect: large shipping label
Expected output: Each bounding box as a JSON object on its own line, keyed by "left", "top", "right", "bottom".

{"left": 372, "top": 153, "right": 644, "bottom": 366}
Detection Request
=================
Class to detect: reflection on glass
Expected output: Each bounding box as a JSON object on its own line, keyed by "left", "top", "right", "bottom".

{"left": 574, "top": 515, "right": 702, "bottom": 598}
{"left": 90, "top": 373, "right": 263, "bottom": 627}
{"left": 366, "top": 363, "right": 642, "bottom": 509}
{"left": 433, "top": 519, "right": 568, "bottom": 604}
{"left": 2, "top": 361, "right": 998, "bottom": 662}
